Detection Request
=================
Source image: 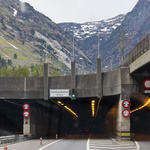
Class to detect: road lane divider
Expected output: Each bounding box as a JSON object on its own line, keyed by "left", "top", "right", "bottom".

{"left": 38, "top": 139, "right": 62, "bottom": 150}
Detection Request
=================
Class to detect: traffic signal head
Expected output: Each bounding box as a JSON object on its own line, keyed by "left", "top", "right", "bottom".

{"left": 71, "top": 89, "right": 76, "bottom": 99}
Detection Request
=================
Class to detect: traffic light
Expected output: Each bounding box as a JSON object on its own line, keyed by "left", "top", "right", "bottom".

{"left": 71, "top": 89, "right": 76, "bottom": 99}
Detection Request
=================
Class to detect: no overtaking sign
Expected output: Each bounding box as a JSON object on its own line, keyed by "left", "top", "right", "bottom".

{"left": 23, "top": 111, "right": 30, "bottom": 118}
{"left": 122, "top": 109, "right": 130, "bottom": 117}
{"left": 23, "top": 103, "right": 30, "bottom": 110}
{"left": 122, "top": 100, "right": 130, "bottom": 108}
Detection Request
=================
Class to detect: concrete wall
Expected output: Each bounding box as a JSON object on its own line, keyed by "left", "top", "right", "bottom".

{"left": 76, "top": 74, "right": 97, "bottom": 97}
{"left": 129, "top": 49, "right": 150, "bottom": 73}
{"left": 49, "top": 74, "right": 97, "bottom": 98}
{"left": 0, "top": 67, "right": 144, "bottom": 99}
{"left": 102, "top": 68, "right": 121, "bottom": 96}
{"left": 0, "top": 77, "right": 44, "bottom": 99}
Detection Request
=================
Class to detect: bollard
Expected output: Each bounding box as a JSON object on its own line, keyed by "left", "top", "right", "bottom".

{"left": 56, "top": 134, "right": 58, "bottom": 139}
{"left": 4, "top": 146, "right": 7, "bottom": 150}
{"left": 40, "top": 137, "right": 42, "bottom": 145}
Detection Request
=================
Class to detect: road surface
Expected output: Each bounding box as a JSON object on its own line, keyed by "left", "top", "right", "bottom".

{"left": 0, "top": 138, "right": 137, "bottom": 150}
{"left": 138, "top": 141, "right": 150, "bottom": 150}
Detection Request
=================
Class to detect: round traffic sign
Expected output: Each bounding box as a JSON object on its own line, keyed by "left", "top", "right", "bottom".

{"left": 122, "top": 100, "right": 130, "bottom": 108}
{"left": 23, "top": 111, "right": 30, "bottom": 118}
{"left": 122, "top": 109, "right": 130, "bottom": 117}
{"left": 23, "top": 103, "right": 30, "bottom": 110}
{"left": 143, "top": 79, "right": 150, "bottom": 89}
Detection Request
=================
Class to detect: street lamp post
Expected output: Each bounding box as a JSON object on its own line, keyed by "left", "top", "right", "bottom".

{"left": 79, "top": 57, "right": 83, "bottom": 74}
{"left": 72, "top": 29, "right": 75, "bottom": 62}
{"left": 104, "top": 66, "right": 108, "bottom": 72}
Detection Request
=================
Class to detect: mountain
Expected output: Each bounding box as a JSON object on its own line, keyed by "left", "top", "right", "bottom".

{"left": 59, "top": 0, "right": 150, "bottom": 71}
{"left": 102, "top": 0, "right": 150, "bottom": 69}
{"left": 0, "top": 0, "right": 92, "bottom": 75}
{"left": 59, "top": 14, "right": 125, "bottom": 68}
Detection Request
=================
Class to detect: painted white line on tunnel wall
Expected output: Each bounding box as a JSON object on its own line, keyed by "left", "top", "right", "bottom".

{"left": 38, "top": 139, "right": 62, "bottom": 150}
{"left": 86, "top": 138, "right": 90, "bottom": 150}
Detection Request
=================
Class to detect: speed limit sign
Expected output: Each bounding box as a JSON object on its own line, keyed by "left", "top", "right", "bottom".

{"left": 23, "top": 111, "right": 30, "bottom": 118}
{"left": 122, "top": 109, "right": 130, "bottom": 117}
{"left": 122, "top": 100, "right": 130, "bottom": 108}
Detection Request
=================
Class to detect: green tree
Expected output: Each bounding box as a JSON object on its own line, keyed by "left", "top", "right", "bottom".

{"left": 30, "top": 64, "right": 44, "bottom": 77}
{"left": 17, "top": 66, "right": 29, "bottom": 77}
{"left": 8, "top": 59, "right": 12, "bottom": 66}
{"left": 14, "top": 53, "right": 17, "bottom": 59}
{"left": 0, "top": 67, "right": 12, "bottom": 77}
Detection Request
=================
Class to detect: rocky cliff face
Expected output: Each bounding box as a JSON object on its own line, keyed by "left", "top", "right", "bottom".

{"left": 0, "top": 0, "right": 92, "bottom": 75}
{"left": 59, "top": 14, "right": 125, "bottom": 70}
{"left": 101, "top": 0, "right": 150, "bottom": 69}
{"left": 59, "top": 0, "right": 150, "bottom": 71}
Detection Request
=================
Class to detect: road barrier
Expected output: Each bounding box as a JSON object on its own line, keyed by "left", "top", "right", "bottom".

{"left": 40, "top": 137, "right": 42, "bottom": 145}
{"left": 56, "top": 134, "right": 58, "bottom": 139}
{"left": 4, "top": 146, "right": 7, "bottom": 150}
{"left": 0, "top": 135, "right": 15, "bottom": 144}
{"left": 0, "top": 135, "right": 26, "bottom": 145}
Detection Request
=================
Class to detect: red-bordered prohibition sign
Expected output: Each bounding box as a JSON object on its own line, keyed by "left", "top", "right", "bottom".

{"left": 122, "top": 100, "right": 130, "bottom": 108}
{"left": 23, "top": 103, "right": 30, "bottom": 110}
{"left": 143, "top": 79, "right": 150, "bottom": 89}
{"left": 23, "top": 111, "right": 30, "bottom": 118}
{"left": 122, "top": 109, "right": 130, "bottom": 117}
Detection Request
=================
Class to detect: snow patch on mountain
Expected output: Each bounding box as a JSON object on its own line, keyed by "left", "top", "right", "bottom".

{"left": 59, "top": 14, "right": 125, "bottom": 41}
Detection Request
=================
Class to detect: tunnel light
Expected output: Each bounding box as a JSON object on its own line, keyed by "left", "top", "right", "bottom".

{"left": 91, "top": 100, "right": 95, "bottom": 117}
{"left": 64, "top": 105, "right": 78, "bottom": 117}
{"left": 56, "top": 101, "right": 78, "bottom": 117}
{"left": 4, "top": 100, "right": 22, "bottom": 107}
{"left": 130, "top": 98, "right": 150, "bottom": 113}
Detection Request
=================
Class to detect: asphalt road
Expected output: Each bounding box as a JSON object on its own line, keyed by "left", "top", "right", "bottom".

{"left": 138, "top": 141, "right": 150, "bottom": 150}
{"left": 0, "top": 138, "right": 140, "bottom": 150}
{"left": 0, "top": 139, "right": 87, "bottom": 150}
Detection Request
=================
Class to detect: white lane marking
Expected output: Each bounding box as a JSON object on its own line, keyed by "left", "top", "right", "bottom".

{"left": 90, "top": 144, "right": 135, "bottom": 147}
{"left": 135, "top": 141, "right": 140, "bottom": 150}
{"left": 38, "top": 139, "right": 62, "bottom": 150}
{"left": 91, "top": 146, "right": 136, "bottom": 149}
{"left": 86, "top": 138, "right": 90, "bottom": 150}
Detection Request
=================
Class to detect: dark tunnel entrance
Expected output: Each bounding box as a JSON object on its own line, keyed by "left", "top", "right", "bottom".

{"left": 49, "top": 95, "right": 119, "bottom": 139}
{"left": 130, "top": 95, "right": 150, "bottom": 141}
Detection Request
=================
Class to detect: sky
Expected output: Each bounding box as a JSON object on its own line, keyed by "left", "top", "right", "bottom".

{"left": 20, "top": 0, "right": 138, "bottom": 23}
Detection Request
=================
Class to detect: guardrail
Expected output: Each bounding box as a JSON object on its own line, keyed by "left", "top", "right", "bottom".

{"left": 122, "top": 33, "right": 150, "bottom": 66}
{"left": 0, "top": 135, "right": 16, "bottom": 144}
{"left": 0, "top": 135, "right": 25, "bottom": 144}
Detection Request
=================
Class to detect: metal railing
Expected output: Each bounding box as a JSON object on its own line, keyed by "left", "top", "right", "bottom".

{"left": 122, "top": 33, "right": 150, "bottom": 66}
{"left": 0, "top": 134, "right": 25, "bottom": 144}
{"left": 0, "top": 135, "right": 16, "bottom": 144}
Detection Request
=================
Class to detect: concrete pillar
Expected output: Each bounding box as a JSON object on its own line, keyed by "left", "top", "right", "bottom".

{"left": 116, "top": 94, "right": 130, "bottom": 140}
{"left": 97, "top": 58, "right": 102, "bottom": 98}
{"left": 23, "top": 112, "right": 31, "bottom": 136}
{"left": 44, "top": 63, "right": 49, "bottom": 100}
{"left": 23, "top": 104, "right": 50, "bottom": 137}
{"left": 71, "top": 62, "right": 76, "bottom": 99}
{"left": 116, "top": 67, "right": 131, "bottom": 140}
